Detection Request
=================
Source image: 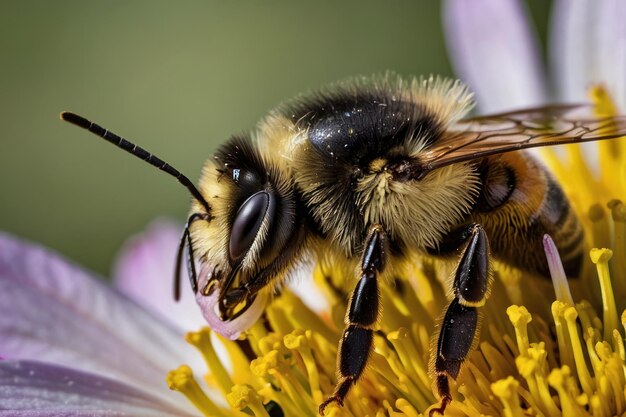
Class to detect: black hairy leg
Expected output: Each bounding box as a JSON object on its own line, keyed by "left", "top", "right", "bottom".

{"left": 319, "top": 224, "right": 387, "bottom": 415}
{"left": 430, "top": 224, "right": 491, "bottom": 416}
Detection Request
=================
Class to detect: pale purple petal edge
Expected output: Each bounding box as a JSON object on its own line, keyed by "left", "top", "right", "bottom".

{"left": 0, "top": 360, "right": 197, "bottom": 417}
{"left": 444, "top": 0, "right": 548, "bottom": 112}
{"left": 112, "top": 220, "right": 207, "bottom": 331}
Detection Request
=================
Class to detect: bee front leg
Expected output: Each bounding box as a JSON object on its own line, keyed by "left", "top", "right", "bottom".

{"left": 430, "top": 224, "right": 490, "bottom": 416}
{"left": 319, "top": 225, "right": 387, "bottom": 415}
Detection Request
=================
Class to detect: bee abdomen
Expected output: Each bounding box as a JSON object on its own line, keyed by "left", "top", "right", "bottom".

{"left": 473, "top": 154, "right": 584, "bottom": 278}
{"left": 532, "top": 174, "right": 584, "bottom": 277}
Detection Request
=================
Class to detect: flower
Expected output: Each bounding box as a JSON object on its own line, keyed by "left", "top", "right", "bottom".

{"left": 2, "top": 3, "right": 625, "bottom": 417}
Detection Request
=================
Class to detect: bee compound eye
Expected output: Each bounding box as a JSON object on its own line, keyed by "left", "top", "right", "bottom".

{"left": 229, "top": 191, "right": 270, "bottom": 263}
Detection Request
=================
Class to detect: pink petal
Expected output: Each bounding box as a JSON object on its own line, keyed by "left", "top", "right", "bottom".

{"left": 112, "top": 220, "right": 207, "bottom": 331}
{"left": 444, "top": 0, "right": 548, "bottom": 112}
{"left": 0, "top": 232, "right": 200, "bottom": 411}
{"left": 0, "top": 360, "right": 195, "bottom": 416}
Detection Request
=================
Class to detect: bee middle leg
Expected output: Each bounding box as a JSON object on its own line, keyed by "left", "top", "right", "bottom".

{"left": 430, "top": 223, "right": 491, "bottom": 416}
{"left": 319, "top": 224, "right": 387, "bottom": 415}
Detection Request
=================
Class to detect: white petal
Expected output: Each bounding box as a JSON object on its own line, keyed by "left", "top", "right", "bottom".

{"left": 287, "top": 261, "right": 329, "bottom": 315}
{"left": 0, "top": 360, "right": 196, "bottom": 416}
{"left": 595, "top": 0, "right": 626, "bottom": 110}
{"left": 549, "top": 0, "right": 597, "bottom": 103}
{"left": 444, "top": 0, "right": 548, "bottom": 112}
{"left": 113, "top": 220, "right": 207, "bottom": 331}
{"left": 551, "top": 0, "right": 626, "bottom": 109}
{"left": 0, "top": 233, "right": 201, "bottom": 412}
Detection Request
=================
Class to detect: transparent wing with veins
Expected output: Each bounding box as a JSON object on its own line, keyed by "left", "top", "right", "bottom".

{"left": 419, "top": 104, "right": 626, "bottom": 172}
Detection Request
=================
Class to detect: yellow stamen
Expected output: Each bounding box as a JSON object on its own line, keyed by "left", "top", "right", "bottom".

{"left": 552, "top": 301, "right": 576, "bottom": 371}
{"left": 563, "top": 306, "right": 595, "bottom": 396}
{"left": 506, "top": 305, "right": 531, "bottom": 356}
{"left": 283, "top": 329, "right": 323, "bottom": 404}
{"left": 589, "top": 205, "right": 611, "bottom": 252}
{"left": 589, "top": 85, "right": 624, "bottom": 196}
{"left": 254, "top": 349, "right": 316, "bottom": 416}
{"left": 590, "top": 248, "right": 619, "bottom": 341}
{"left": 547, "top": 367, "right": 586, "bottom": 417}
{"left": 386, "top": 328, "right": 432, "bottom": 409}
{"left": 527, "top": 343, "right": 560, "bottom": 417}
{"left": 395, "top": 398, "right": 420, "bottom": 417}
{"left": 608, "top": 200, "right": 626, "bottom": 301}
{"left": 227, "top": 384, "right": 271, "bottom": 417}
{"left": 491, "top": 377, "right": 523, "bottom": 417}
{"left": 185, "top": 328, "right": 233, "bottom": 395}
{"left": 214, "top": 332, "right": 259, "bottom": 386}
{"left": 612, "top": 328, "right": 625, "bottom": 362}
{"left": 166, "top": 365, "right": 226, "bottom": 417}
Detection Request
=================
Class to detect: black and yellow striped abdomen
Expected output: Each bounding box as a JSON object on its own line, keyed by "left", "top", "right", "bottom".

{"left": 471, "top": 152, "right": 583, "bottom": 278}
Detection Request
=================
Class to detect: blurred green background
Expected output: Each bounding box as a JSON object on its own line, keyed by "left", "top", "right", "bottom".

{"left": 0, "top": 1, "right": 551, "bottom": 278}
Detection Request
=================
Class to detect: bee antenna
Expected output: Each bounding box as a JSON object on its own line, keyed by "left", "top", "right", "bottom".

{"left": 60, "top": 111, "right": 212, "bottom": 215}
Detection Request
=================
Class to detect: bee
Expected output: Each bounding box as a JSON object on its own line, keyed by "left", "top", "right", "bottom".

{"left": 61, "top": 75, "right": 626, "bottom": 416}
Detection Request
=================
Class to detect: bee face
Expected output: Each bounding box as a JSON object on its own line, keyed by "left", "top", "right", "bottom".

{"left": 190, "top": 135, "right": 302, "bottom": 323}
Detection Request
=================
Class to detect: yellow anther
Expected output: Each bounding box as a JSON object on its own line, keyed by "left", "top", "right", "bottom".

{"left": 589, "top": 84, "right": 618, "bottom": 117}
{"left": 507, "top": 305, "right": 532, "bottom": 356}
{"left": 251, "top": 350, "right": 290, "bottom": 377}
{"left": 590, "top": 248, "right": 613, "bottom": 264}
{"left": 250, "top": 356, "right": 269, "bottom": 378}
{"left": 589, "top": 204, "right": 606, "bottom": 222}
{"left": 547, "top": 367, "right": 586, "bottom": 416}
{"left": 227, "top": 384, "right": 270, "bottom": 417}
{"left": 514, "top": 356, "right": 537, "bottom": 378}
{"left": 589, "top": 205, "right": 612, "bottom": 250}
{"left": 491, "top": 377, "right": 523, "bottom": 417}
{"left": 608, "top": 199, "right": 626, "bottom": 221}
{"left": 395, "top": 398, "right": 420, "bottom": 417}
{"left": 258, "top": 333, "right": 284, "bottom": 356}
{"left": 283, "top": 329, "right": 305, "bottom": 349}
{"left": 185, "top": 327, "right": 233, "bottom": 395}
{"left": 284, "top": 329, "right": 323, "bottom": 403}
{"left": 527, "top": 343, "right": 547, "bottom": 363}
{"left": 166, "top": 365, "right": 225, "bottom": 417}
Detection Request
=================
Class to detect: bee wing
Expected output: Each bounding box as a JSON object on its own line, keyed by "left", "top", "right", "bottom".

{"left": 419, "top": 104, "right": 626, "bottom": 172}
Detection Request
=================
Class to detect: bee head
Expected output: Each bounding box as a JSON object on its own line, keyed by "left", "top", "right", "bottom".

{"left": 189, "top": 135, "right": 300, "bottom": 339}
